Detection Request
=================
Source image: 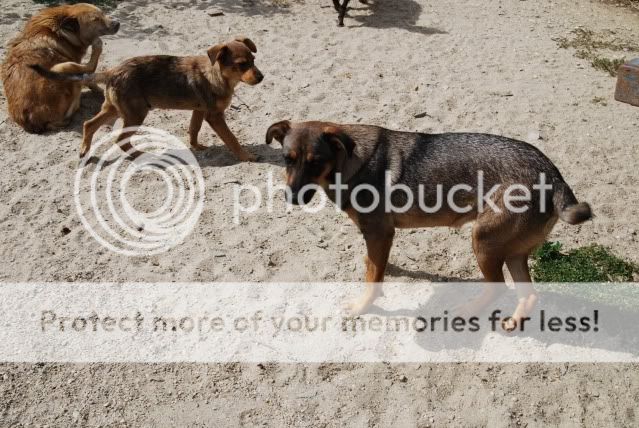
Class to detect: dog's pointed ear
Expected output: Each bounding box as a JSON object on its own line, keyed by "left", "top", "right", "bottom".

{"left": 235, "top": 36, "right": 257, "bottom": 53}
{"left": 207, "top": 44, "right": 229, "bottom": 64}
{"left": 323, "top": 126, "right": 355, "bottom": 157}
{"left": 265, "top": 120, "right": 291, "bottom": 145}
{"left": 60, "top": 16, "right": 80, "bottom": 33}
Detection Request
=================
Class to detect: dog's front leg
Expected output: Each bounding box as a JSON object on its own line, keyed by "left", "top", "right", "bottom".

{"left": 347, "top": 227, "right": 395, "bottom": 316}
{"left": 205, "top": 112, "right": 256, "bottom": 162}
{"left": 189, "top": 111, "right": 207, "bottom": 150}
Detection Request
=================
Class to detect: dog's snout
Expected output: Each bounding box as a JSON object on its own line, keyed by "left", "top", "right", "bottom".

{"left": 288, "top": 185, "right": 316, "bottom": 205}
{"left": 255, "top": 71, "right": 264, "bottom": 83}
{"left": 288, "top": 191, "right": 302, "bottom": 206}
{"left": 110, "top": 21, "right": 120, "bottom": 33}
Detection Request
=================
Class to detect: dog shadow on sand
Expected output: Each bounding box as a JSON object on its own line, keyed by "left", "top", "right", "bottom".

{"left": 342, "top": 0, "right": 447, "bottom": 35}
{"left": 189, "top": 143, "right": 283, "bottom": 168}
{"left": 362, "top": 277, "right": 639, "bottom": 358}
{"left": 82, "top": 145, "right": 283, "bottom": 170}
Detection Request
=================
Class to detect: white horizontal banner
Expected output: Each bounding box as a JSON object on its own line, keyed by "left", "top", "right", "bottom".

{"left": 0, "top": 282, "right": 637, "bottom": 362}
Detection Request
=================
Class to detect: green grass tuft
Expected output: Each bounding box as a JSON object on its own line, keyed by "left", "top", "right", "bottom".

{"left": 531, "top": 242, "right": 638, "bottom": 282}
{"left": 554, "top": 28, "right": 638, "bottom": 77}
{"left": 591, "top": 56, "right": 626, "bottom": 76}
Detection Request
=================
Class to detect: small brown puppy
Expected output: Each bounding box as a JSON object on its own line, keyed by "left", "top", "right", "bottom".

{"left": 31, "top": 37, "right": 263, "bottom": 160}
{"left": 1, "top": 3, "right": 119, "bottom": 133}
{"left": 266, "top": 120, "right": 592, "bottom": 329}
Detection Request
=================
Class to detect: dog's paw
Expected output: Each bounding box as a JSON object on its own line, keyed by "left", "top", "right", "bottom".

{"left": 92, "top": 38, "right": 103, "bottom": 49}
{"left": 501, "top": 318, "right": 518, "bottom": 332}
{"left": 190, "top": 143, "right": 208, "bottom": 151}
{"left": 341, "top": 300, "right": 371, "bottom": 318}
{"left": 91, "top": 38, "right": 103, "bottom": 54}
{"left": 239, "top": 152, "right": 257, "bottom": 162}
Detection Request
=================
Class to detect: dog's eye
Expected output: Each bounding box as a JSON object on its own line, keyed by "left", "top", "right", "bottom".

{"left": 284, "top": 155, "right": 295, "bottom": 166}
{"left": 236, "top": 62, "right": 250, "bottom": 71}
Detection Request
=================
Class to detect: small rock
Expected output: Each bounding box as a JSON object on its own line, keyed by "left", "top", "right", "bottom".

{"left": 527, "top": 130, "right": 542, "bottom": 142}
{"left": 489, "top": 90, "right": 514, "bottom": 97}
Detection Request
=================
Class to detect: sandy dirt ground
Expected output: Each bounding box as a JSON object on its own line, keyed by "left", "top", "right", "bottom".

{"left": 0, "top": 0, "right": 638, "bottom": 426}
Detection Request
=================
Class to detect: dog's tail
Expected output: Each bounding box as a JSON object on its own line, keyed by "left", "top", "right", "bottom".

{"left": 553, "top": 181, "right": 592, "bottom": 225}
{"left": 28, "top": 64, "right": 110, "bottom": 85}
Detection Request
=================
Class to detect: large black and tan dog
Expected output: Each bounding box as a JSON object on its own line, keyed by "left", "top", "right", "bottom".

{"left": 266, "top": 120, "right": 592, "bottom": 328}
{"left": 1, "top": 3, "right": 119, "bottom": 133}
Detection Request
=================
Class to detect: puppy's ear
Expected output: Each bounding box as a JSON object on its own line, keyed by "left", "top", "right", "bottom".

{"left": 323, "top": 126, "right": 355, "bottom": 157}
{"left": 235, "top": 36, "right": 257, "bottom": 53}
{"left": 207, "top": 44, "right": 229, "bottom": 64}
{"left": 265, "top": 120, "right": 291, "bottom": 145}
{"left": 60, "top": 16, "right": 80, "bottom": 33}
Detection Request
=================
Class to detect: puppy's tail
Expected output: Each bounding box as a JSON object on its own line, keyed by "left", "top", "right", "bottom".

{"left": 553, "top": 182, "right": 592, "bottom": 225}
{"left": 28, "top": 64, "right": 109, "bottom": 85}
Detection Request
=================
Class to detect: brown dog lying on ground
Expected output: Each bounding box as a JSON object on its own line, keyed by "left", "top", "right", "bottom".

{"left": 1, "top": 3, "right": 119, "bottom": 133}
{"left": 30, "top": 37, "right": 263, "bottom": 160}
{"left": 266, "top": 120, "right": 592, "bottom": 329}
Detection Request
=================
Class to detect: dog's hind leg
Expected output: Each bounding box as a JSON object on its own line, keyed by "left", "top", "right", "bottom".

{"left": 79, "top": 101, "right": 118, "bottom": 158}
{"left": 332, "top": 0, "right": 341, "bottom": 11}
{"left": 468, "top": 252, "right": 508, "bottom": 311}
{"left": 189, "top": 111, "right": 207, "bottom": 150}
{"left": 504, "top": 255, "right": 538, "bottom": 331}
{"left": 113, "top": 111, "right": 148, "bottom": 159}
{"left": 455, "top": 221, "right": 509, "bottom": 318}
{"left": 50, "top": 39, "right": 103, "bottom": 75}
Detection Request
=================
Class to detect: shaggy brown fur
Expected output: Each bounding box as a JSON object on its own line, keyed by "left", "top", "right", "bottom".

{"left": 1, "top": 3, "right": 119, "bottom": 133}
